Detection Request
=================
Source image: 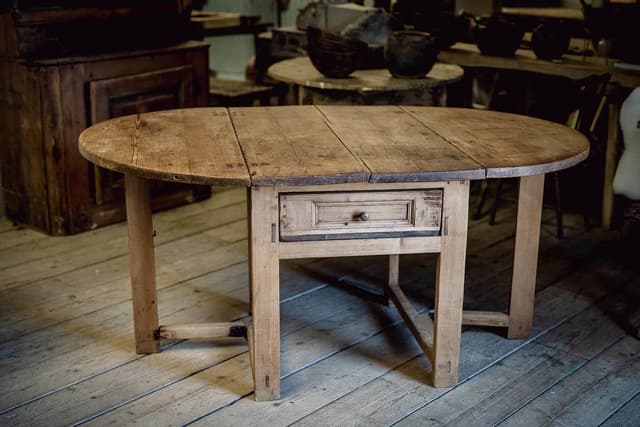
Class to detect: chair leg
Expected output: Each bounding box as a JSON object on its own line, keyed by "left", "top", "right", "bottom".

{"left": 553, "top": 173, "right": 564, "bottom": 239}
{"left": 473, "top": 180, "right": 490, "bottom": 220}
{"left": 489, "top": 179, "right": 503, "bottom": 225}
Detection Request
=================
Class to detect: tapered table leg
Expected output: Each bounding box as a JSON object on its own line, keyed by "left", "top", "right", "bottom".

{"left": 386, "top": 255, "right": 399, "bottom": 306}
{"left": 432, "top": 181, "right": 469, "bottom": 387}
{"left": 602, "top": 103, "right": 620, "bottom": 230}
{"left": 124, "top": 174, "right": 160, "bottom": 354}
{"left": 508, "top": 174, "right": 545, "bottom": 339}
{"left": 248, "top": 186, "right": 281, "bottom": 401}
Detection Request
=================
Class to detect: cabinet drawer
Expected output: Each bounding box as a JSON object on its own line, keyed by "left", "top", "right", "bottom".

{"left": 280, "top": 190, "right": 442, "bottom": 241}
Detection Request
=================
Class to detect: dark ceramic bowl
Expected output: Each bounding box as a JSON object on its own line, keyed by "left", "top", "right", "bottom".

{"left": 307, "top": 27, "right": 365, "bottom": 78}
{"left": 475, "top": 17, "right": 524, "bottom": 57}
{"left": 532, "top": 23, "right": 570, "bottom": 60}
{"left": 384, "top": 31, "right": 439, "bottom": 78}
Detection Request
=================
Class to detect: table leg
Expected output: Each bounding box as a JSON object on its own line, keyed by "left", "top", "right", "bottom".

{"left": 432, "top": 181, "right": 469, "bottom": 387}
{"left": 508, "top": 174, "right": 545, "bottom": 339}
{"left": 248, "top": 186, "right": 281, "bottom": 401}
{"left": 385, "top": 255, "right": 399, "bottom": 306}
{"left": 602, "top": 102, "right": 620, "bottom": 230}
{"left": 124, "top": 174, "right": 160, "bottom": 354}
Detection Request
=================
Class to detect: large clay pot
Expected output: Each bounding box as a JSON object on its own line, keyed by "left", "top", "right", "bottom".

{"left": 384, "top": 31, "right": 438, "bottom": 78}
{"left": 475, "top": 16, "right": 524, "bottom": 57}
{"left": 531, "top": 23, "right": 570, "bottom": 60}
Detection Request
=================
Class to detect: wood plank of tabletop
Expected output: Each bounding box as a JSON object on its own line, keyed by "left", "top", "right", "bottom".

{"left": 228, "top": 105, "right": 369, "bottom": 185}
{"left": 316, "top": 105, "right": 484, "bottom": 182}
{"left": 79, "top": 108, "right": 251, "bottom": 186}
{"left": 404, "top": 107, "right": 589, "bottom": 178}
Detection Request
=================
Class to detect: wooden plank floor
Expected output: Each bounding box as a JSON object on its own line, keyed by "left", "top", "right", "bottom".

{"left": 0, "top": 185, "right": 638, "bottom": 426}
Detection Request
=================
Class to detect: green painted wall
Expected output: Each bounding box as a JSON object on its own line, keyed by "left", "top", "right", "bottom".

{"left": 203, "top": 0, "right": 277, "bottom": 80}
{"left": 202, "top": 0, "right": 313, "bottom": 80}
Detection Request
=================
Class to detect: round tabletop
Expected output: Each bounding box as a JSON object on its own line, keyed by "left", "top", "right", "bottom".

{"left": 79, "top": 106, "right": 589, "bottom": 187}
{"left": 267, "top": 57, "right": 465, "bottom": 92}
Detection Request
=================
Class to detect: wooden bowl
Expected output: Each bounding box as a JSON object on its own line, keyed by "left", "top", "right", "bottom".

{"left": 307, "top": 27, "right": 364, "bottom": 78}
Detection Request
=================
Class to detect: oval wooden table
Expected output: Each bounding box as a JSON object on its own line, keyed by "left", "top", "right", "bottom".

{"left": 79, "top": 105, "right": 588, "bottom": 401}
{"left": 267, "top": 56, "right": 464, "bottom": 105}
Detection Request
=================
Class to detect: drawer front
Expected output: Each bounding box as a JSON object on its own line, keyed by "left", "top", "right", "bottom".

{"left": 280, "top": 190, "right": 442, "bottom": 241}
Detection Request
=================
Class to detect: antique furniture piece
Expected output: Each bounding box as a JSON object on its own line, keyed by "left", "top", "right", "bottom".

{"left": 79, "top": 105, "right": 588, "bottom": 401}
{"left": 0, "top": 2, "right": 210, "bottom": 235}
{"left": 439, "top": 42, "right": 640, "bottom": 230}
{"left": 268, "top": 56, "right": 463, "bottom": 105}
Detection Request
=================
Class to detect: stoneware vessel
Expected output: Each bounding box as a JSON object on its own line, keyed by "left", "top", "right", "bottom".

{"left": 475, "top": 16, "right": 524, "bottom": 57}
{"left": 531, "top": 23, "right": 570, "bottom": 60}
{"left": 384, "top": 31, "right": 438, "bottom": 78}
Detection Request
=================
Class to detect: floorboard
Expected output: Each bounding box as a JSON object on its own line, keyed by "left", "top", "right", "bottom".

{"left": 0, "top": 186, "right": 638, "bottom": 426}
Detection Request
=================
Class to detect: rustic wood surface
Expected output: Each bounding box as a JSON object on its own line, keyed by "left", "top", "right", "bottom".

{"left": 1, "top": 186, "right": 637, "bottom": 425}
{"left": 124, "top": 175, "right": 160, "bottom": 354}
{"left": 279, "top": 190, "right": 442, "bottom": 240}
{"left": 500, "top": 7, "right": 584, "bottom": 20}
{"left": 80, "top": 108, "right": 250, "bottom": 186}
{"left": 79, "top": 105, "right": 589, "bottom": 186}
{"left": 267, "top": 56, "right": 464, "bottom": 92}
{"left": 316, "top": 105, "right": 485, "bottom": 182}
{"left": 2, "top": 41, "right": 210, "bottom": 235}
{"left": 227, "top": 106, "right": 368, "bottom": 185}
{"left": 403, "top": 106, "right": 589, "bottom": 178}
{"left": 438, "top": 42, "right": 640, "bottom": 88}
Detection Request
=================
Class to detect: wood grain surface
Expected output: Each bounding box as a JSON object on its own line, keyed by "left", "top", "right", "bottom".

{"left": 317, "top": 105, "right": 484, "bottom": 182}
{"left": 267, "top": 57, "right": 464, "bottom": 92}
{"left": 403, "top": 107, "right": 589, "bottom": 178}
{"left": 228, "top": 106, "right": 368, "bottom": 185}
{"left": 79, "top": 107, "right": 250, "bottom": 186}
{"left": 79, "top": 105, "right": 589, "bottom": 185}
{"left": 438, "top": 42, "right": 640, "bottom": 88}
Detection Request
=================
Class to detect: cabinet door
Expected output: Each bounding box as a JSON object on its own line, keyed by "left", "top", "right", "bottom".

{"left": 88, "top": 65, "right": 194, "bottom": 205}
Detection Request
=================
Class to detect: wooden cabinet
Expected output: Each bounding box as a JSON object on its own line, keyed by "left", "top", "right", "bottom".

{"left": 0, "top": 41, "right": 211, "bottom": 235}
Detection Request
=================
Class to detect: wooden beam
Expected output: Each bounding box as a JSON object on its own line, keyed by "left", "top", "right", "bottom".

{"left": 508, "top": 174, "right": 545, "bottom": 339}
{"left": 278, "top": 236, "right": 441, "bottom": 259}
{"left": 156, "top": 322, "right": 247, "bottom": 340}
{"left": 603, "top": 103, "right": 620, "bottom": 230}
{"left": 387, "top": 281, "right": 434, "bottom": 361}
{"left": 248, "top": 186, "right": 281, "bottom": 401}
{"left": 462, "top": 311, "right": 510, "bottom": 327}
{"left": 124, "top": 174, "right": 160, "bottom": 354}
{"left": 432, "top": 180, "right": 469, "bottom": 387}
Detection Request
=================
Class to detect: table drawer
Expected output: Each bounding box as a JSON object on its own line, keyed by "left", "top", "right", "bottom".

{"left": 279, "top": 190, "right": 442, "bottom": 241}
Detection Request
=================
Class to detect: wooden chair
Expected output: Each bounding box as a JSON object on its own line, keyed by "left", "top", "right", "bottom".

{"left": 476, "top": 72, "right": 610, "bottom": 238}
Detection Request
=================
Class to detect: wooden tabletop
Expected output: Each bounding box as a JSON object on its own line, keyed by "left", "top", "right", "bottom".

{"left": 438, "top": 43, "right": 640, "bottom": 88}
{"left": 79, "top": 105, "right": 589, "bottom": 186}
{"left": 267, "top": 57, "right": 464, "bottom": 92}
{"left": 500, "top": 7, "right": 583, "bottom": 21}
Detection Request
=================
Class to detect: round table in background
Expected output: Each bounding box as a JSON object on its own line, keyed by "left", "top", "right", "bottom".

{"left": 267, "top": 56, "right": 464, "bottom": 106}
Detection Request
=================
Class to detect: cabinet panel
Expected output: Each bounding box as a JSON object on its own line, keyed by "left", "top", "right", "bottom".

{"left": 89, "top": 65, "right": 195, "bottom": 207}
{"left": 0, "top": 42, "right": 211, "bottom": 234}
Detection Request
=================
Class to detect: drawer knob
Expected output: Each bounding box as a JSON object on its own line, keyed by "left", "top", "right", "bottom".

{"left": 358, "top": 211, "right": 370, "bottom": 221}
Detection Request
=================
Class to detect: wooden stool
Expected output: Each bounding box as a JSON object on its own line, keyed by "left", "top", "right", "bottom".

{"left": 209, "top": 77, "right": 285, "bottom": 107}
